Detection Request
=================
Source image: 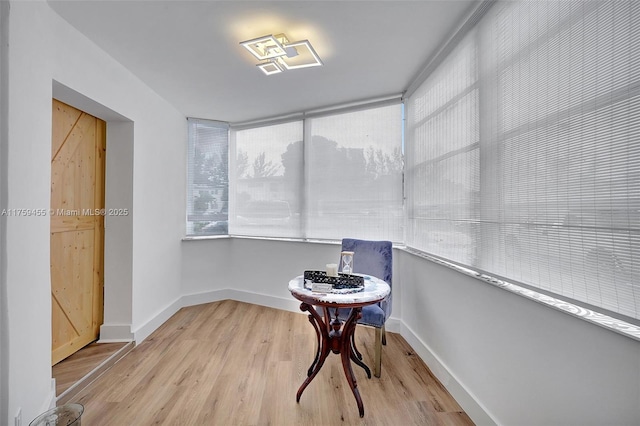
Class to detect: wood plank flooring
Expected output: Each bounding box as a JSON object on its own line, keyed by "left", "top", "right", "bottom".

{"left": 53, "top": 342, "right": 129, "bottom": 396}
{"left": 71, "top": 300, "right": 474, "bottom": 425}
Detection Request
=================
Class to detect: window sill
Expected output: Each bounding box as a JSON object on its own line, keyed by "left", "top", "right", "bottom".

{"left": 182, "top": 234, "right": 231, "bottom": 241}
{"left": 401, "top": 247, "right": 640, "bottom": 343}
{"left": 181, "top": 234, "right": 341, "bottom": 245}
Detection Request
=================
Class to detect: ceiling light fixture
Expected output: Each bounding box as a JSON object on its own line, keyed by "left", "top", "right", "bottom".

{"left": 240, "top": 33, "right": 323, "bottom": 75}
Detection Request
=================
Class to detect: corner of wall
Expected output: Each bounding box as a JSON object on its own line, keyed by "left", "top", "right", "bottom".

{"left": 131, "top": 297, "right": 183, "bottom": 344}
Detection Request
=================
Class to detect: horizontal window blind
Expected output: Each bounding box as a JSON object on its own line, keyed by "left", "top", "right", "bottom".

{"left": 230, "top": 121, "right": 303, "bottom": 238}
{"left": 305, "top": 104, "right": 404, "bottom": 241}
{"left": 186, "top": 118, "right": 229, "bottom": 236}
{"left": 229, "top": 103, "right": 403, "bottom": 242}
{"left": 406, "top": 32, "right": 480, "bottom": 265}
{"left": 406, "top": 0, "right": 640, "bottom": 320}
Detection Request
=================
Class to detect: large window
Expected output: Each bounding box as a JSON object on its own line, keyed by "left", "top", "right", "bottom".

{"left": 230, "top": 102, "right": 404, "bottom": 242}
{"left": 186, "top": 118, "right": 229, "bottom": 236}
{"left": 305, "top": 105, "right": 404, "bottom": 241}
{"left": 405, "top": 33, "right": 479, "bottom": 264}
{"left": 406, "top": 0, "right": 640, "bottom": 321}
{"left": 231, "top": 121, "right": 303, "bottom": 238}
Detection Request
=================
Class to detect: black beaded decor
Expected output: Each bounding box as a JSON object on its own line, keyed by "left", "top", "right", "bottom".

{"left": 303, "top": 270, "right": 364, "bottom": 290}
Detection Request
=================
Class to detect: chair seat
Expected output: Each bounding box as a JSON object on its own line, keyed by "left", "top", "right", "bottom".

{"left": 320, "top": 304, "right": 385, "bottom": 328}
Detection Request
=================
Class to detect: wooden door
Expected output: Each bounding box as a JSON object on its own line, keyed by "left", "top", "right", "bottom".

{"left": 51, "top": 99, "right": 106, "bottom": 365}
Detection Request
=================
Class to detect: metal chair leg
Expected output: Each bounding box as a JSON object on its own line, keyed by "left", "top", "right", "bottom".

{"left": 382, "top": 324, "right": 387, "bottom": 346}
{"left": 374, "top": 326, "right": 383, "bottom": 378}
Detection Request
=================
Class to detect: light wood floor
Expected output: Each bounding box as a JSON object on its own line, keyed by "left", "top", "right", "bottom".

{"left": 71, "top": 300, "right": 474, "bottom": 425}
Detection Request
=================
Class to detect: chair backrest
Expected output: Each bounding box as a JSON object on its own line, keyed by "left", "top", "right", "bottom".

{"left": 341, "top": 238, "right": 393, "bottom": 318}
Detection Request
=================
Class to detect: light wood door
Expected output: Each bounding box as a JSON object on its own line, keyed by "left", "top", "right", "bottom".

{"left": 51, "top": 99, "right": 106, "bottom": 365}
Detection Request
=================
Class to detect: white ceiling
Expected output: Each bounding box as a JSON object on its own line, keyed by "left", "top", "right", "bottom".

{"left": 49, "top": 0, "right": 478, "bottom": 124}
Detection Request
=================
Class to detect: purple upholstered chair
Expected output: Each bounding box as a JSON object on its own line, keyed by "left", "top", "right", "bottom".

{"left": 339, "top": 238, "right": 392, "bottom": 377}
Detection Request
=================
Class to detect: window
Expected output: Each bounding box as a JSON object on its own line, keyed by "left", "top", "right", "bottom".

{"left": 186, "top": 118, "right": 229, "bottom": 236}
{"left": 231, "top": 121, "right": 303, "bottom": 238}
{"left": 405, "top": 33, "right": 479, "bottom": 264}
{"left": 406, "top": 1, "right": 640, "bottom": 321}
{"left": 306, "top": 104, "right": 404, "bottom": 241}
{"left": 230, "top": 102, "right": 404, "bottom": 242}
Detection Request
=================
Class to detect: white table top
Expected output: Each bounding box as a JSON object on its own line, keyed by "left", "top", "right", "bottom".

{"left": 288, "top": 274, "right": 390, "bottom": 306}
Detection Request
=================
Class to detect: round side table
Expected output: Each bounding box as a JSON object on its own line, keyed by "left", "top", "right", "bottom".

{"left": 288, "top": 274, "right": 390, "bottom": 417}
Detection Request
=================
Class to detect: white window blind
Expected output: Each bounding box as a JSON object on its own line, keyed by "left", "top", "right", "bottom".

{"left": 230, "top": 121, "right": 303, "bottom": 238}
{"left": 306, "top": 104, "right": 404, "bottom": 241}
{"left": 406, "top": 0, "right": 640, "bottom": 320}
{"left": 405, "top": 32, "right": 480, "bottom": 264}
{"left": 229, "top": 102, "right": 403, "bottom": 242}
{"left": 186, "top": 118, "right": 229, "bottom": 236}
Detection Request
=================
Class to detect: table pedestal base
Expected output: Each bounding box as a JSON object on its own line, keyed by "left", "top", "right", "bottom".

{"left": 296, "top": 302, "right": 370, "bottom": 417}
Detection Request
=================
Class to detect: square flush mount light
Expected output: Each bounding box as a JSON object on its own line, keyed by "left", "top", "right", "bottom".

{"left": 240, "top": 33, "right": 323, "bottom": 75}
{"left": 257, "top": 61, "right": 283, "bottom": 75}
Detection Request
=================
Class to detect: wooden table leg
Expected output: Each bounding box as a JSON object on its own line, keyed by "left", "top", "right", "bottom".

{"left": 347, "top": 311, "right": 370, "bottom": 378}
{"left": 341, "top": 307, "right": 365, "bottom": 417}
{"left": 351, "top": 331, "right": 363, "bottom": 360}
{"left": 350, "top": 344, "right": 371, "bottom": 379}
{"left": 296, "top": 303, "right": 369, "bottom": 417}
{"left": 296, "top": 303, "right": 330, "bottom": 402}
{"left": 306, "top": 312, "right": 322, "bottom": 377}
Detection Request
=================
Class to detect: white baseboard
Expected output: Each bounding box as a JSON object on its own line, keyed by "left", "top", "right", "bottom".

{"left": 400, "top": 321, "right": 497, "bottom": 426}
{"left": 99, "top": 324, "right": 134, "bottom": 342}
{"left": 181, "top": 288, "right": 234, "bottom": 307}
{"left": 384, "top": 316, "right": 401, "bottom": 333}
{"left": 34, "top": 378, "right": 59, "bottom": 423}
{"left": 182, "top": 288, "right": 302, "bottom": 314}
{"left": 46, "top": 378, "right": 56, "bottom": 410}
{"left": 181, "top": 290, "right": 406, "bottom": 330}
{"left": 132, "top": 297, "right": 183, "bottom": 343}
{"left": 96, "top": 338, "right": 133, "bottom": 343}
{"left": 181, "top": 289, "right": 405, "bottom": 329}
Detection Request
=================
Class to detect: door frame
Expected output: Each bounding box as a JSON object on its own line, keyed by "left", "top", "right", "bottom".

{"left": 53, "top": 81, "right": 135, "bottom": 343}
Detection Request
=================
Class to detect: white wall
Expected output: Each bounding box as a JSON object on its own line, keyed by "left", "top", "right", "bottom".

{"left": 6, "top": 3, "right": 56, "bottom": 422}
{"left": 4, "top": 1, "right": 185, "bottom": 424}
{"left": 399, "top": 250, "right": 640, "bottom": 425}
